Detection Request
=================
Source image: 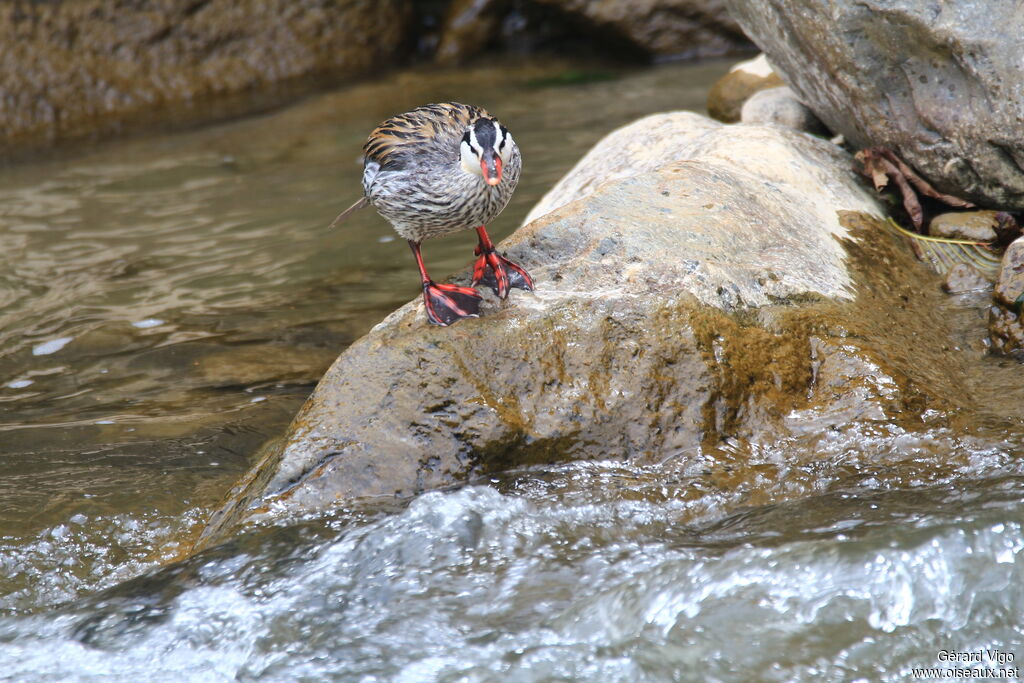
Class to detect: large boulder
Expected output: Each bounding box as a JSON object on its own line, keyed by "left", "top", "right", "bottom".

{"left": 0, "top": 0, "right": 412, "bottom": 152}
{"left": 724, "top": 0, "right": 1024, "bottom": 209}
{"left": 433, "top": 0, "right": 754, "bottom": 64}
{"left": 434, "top": 0, "right": 508, "bottom": 66}
{"left": 530, "top": 0, "right": 751, "bottom": 59}
{"left": 522, "top": 112, "right": 721, "bottom": 224}
{"left": 195, "top": 113, "right": 908, "bottom": 547}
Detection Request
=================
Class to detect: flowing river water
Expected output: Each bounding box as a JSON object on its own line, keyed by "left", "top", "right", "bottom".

{"left": 2, "top": 57, "right": 1024, "bottom": 680}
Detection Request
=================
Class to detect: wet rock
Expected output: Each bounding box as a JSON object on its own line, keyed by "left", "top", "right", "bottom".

{"left": 725, "top": 0, "right": 1024, "bottom": 209}
{"left": 435, "top": 0, "right": 508, "bottom": 65}
{"left": 993, "top": 239, "right": 1024, "bottom": 309}
{"left": 0, "top": 0, "right": 413, "bottom": 152}
{"left": 930, "top": 211, "right": 1000, "bottom": 242}
{"left": 530, "top": 0, "right": 752, "bottom": 60}
{"left": 740, "top": 86, "right": 828, "bottom": 136}
{"left": 195, "top": 345, "right": 338, "bottom": 388}
{"left": 523, "top": 112, "right": 720, "bottom": 224}
{"left": 943, "top": 264, "right": 991, "bottom": 294}
{"left": 707, "top": 54, "right": 785, "bottom": 123}
{"left": 993, "top": 212, "right": 1023, "bottom": 247}
{"left": 989, "top": 305, "right": 1024, "bottom": 357}
{"left": 195, "top": 114, "right": 915, "bottom": 546}
{"left": 989, "top": 238, "right": 1024, "bottom": 355}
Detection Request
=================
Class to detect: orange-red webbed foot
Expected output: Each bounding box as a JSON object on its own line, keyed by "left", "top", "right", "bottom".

{"left": 422, "top": 281, "right": 481, "bottom": 326}
{"left": 471, "top": 247, "right": 534, "bottom": 299}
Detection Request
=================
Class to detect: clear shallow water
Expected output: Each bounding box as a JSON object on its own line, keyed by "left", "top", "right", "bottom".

{"left": 4, "top": 55, "right": 1024, "bottom": 680}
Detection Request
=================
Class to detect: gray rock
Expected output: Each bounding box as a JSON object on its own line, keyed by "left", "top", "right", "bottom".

{"left": 530, "top": 0, "right": 751, "bottom": 59}
{"left": 0, "top": 0, "right": 413, "bottom": 153}
{"left": 435, "top": 0, "right": 507, "bottom": 65}
{"left": 725, "top": 0, "right": 1024, "bottom": 209}
{"left": 195, "top": 115, "right": 904, "bottom": 546}
{"left": 740, "top": 86, "right": 828, "bottom": 136}
{"left": 523, "top": 112, "right": 720, "bottom": 225}
{"left": 930, "top": 211, "right": 1000, "bottom": 242}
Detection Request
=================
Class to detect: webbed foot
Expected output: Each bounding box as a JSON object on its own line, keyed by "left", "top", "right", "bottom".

{"left": 470, "top": 225, "right": 534, "bottom": 299}
{"left": 471, "top": 247, "right": 535, "bottom": 299}
{"left": 422, "top": 281, "right": 481, "bottom": 326}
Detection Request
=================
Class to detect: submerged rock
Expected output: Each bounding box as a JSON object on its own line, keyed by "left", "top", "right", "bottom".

{"left": 944, "top": 263, "right": 991, "bottom": 295}
{"left": 0, "top": 0, "right": 413, "bottom": 152}
{"left": 194, "top": 113, "right": 940, "bottom": 547}
{"left": 725, "top": 0, "right": 1024, "bottom": 209}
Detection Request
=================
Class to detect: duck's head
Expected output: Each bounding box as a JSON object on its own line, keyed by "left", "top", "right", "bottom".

{"left": 461, "top": 117, "right": 514, "bottom": 186}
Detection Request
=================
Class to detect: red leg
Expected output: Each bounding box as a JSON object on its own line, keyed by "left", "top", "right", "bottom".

{"left": 409, "top": 240, "right": 481, "bottom": 326}
{"left": 470, "top": 226, "right": 534, "bottom": 299}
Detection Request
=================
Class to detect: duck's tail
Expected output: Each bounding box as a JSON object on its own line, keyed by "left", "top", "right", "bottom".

{"left": 329, "top": 197, "right": 369, "bottom": 228}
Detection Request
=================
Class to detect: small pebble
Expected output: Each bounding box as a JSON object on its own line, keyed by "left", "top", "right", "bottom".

{"left": 988, "top": 237, "right": 1024, "bottom": 355}
{"left": 930, "top": 211, "right": 1000, "bottom": 242}
{"left": 943, "top": 263, "right": 991, "bottom": 293}
{"left": 993, "top": 237, "right": 1024, "bottom": 307}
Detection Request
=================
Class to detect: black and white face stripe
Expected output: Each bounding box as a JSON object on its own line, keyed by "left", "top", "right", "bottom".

{"left": 471, "top": 118, "right": 498, "bottom": 153}
{"left": 463, "top": 119, "right": 510, "bottom": 156}
{"left": 460, "top": 118, "right": 514, "bottom": 178}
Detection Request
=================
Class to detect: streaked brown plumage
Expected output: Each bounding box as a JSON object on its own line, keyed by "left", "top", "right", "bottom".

{"left": 332, "top": 102, "right": 533, "bottom": 326}
{"left": 363, "top": 103, "right": 520, "bottom": 242}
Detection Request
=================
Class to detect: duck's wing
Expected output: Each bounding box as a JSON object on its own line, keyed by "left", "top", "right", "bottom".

{"left": 363, "top": 102, "right": 488, "bottom": 171}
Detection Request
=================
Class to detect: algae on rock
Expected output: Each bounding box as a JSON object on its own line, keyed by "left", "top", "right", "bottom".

{"left": 196, "top": 115, "right": 914, "bottom": 547}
